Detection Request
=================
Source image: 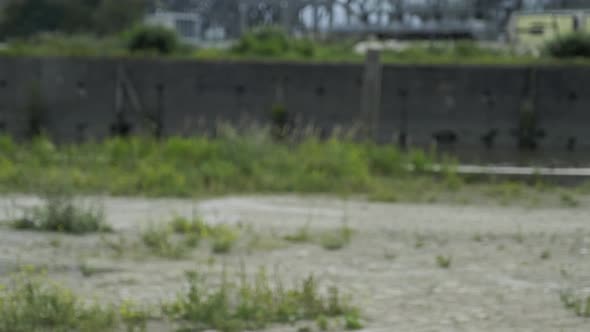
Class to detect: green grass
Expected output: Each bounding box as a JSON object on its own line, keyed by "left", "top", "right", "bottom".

{"left": 0, "top": 135, "right": 582, "bottom": 205}
{"left": 163, "top": 269, "right": 357, "bottom": 332}
{"left": 140, "top": 224, "right": 188, "bottom": 259}
{"left": 0, "top": 268, "right": 118, "bottom": 332}
{"left": 11, "top": 195, "right": 111, "bottom": 234}
{"left": 0, "top": 134, "right": 433, "bottom": 198}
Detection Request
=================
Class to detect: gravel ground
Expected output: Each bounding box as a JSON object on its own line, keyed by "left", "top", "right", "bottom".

{"left": 0, "top": 194, "right": 589, "bottom": 331}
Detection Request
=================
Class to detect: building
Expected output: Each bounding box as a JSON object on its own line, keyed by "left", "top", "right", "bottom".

{"left": 144, "top": 10, "right": 202, "bottom": 44}
{"left": 508, "top": 9, "right": 590, "bottom": 50}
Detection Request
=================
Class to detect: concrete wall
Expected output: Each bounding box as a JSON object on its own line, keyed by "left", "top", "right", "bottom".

{"left": 0, "top": 56, "right": 588, "bottom": 164}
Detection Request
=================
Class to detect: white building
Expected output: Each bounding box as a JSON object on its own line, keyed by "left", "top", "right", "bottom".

{"left": 144, "top": 11, "right": 202, "bottom": 45}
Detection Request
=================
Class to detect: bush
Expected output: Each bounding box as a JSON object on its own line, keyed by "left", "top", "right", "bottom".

{"left": 545, "top": 33, "right": 590, "bottom": 58}
{"left": 125, "top": 25, "right": 179, "bottom": 55}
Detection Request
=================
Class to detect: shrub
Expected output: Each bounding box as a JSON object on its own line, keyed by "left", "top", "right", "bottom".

{"left": 125, "top": 25, "right": 179, "bottom": 55}
{"left": 545, "top": 33, "right": 590, "bottom": 58}
{"left": 12, "top": 195, "right": 110, "bottom": 234}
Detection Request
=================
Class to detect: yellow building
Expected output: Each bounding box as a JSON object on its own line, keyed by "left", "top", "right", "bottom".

{"left": 508, "top": 10, "right": 590, "bottom": 50}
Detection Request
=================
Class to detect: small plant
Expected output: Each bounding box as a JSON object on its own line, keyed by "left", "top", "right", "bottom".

{"left": 119, "top": 300, "right": 150, "bottom": 332}
{"left": 473, "top": 233, "right": 483, "bottom": 242}
{"left": 383, "top": 249, "right": 397, "bottom": 261}
{"left": 436, "top": 255, "right": 452, "bottom": 269}
{"left": 141, "top": 224, "right": 186, "bottom": 259}
{"left": 284, "top": 224, "right": 311, "bottom": 243}
{"left": 415, "top": 234, "right": 426, "bottom": 249}
{"left": 344, "top": 310, "right": 363, "bottom": 330}
{"left": 169, "top": 215, "right": 210, "bottom": 236}
{"left": 211, "top": 224, "right": 239, "bottom": 254}
{"left": 561, "top": 291, "right": 590, "bottom": 318}
{"left": 316, "top": 315, "right": 329, "bottom": 330}
{"left": 319, "top": 225, "right": 353, "bottom": 251}
{"left": 560, "top": 192, "right": 580, "bottom": 207}
{"left": 12, "top": 195, "right": 111, "bottom": 235}
{"left": 540, "top": 250, "right": 551, "bottom": 260}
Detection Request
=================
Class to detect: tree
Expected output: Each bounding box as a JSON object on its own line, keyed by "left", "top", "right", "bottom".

{"left": 0, "top": 0, "right": 147, "bottom": 39}
{"left": 93, "top": 0, "right": 147, "bottom": 35}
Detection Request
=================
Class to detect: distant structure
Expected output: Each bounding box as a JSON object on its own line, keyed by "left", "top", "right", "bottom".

{"left": 147, "top": 0, "right": 590, "bottom": 42}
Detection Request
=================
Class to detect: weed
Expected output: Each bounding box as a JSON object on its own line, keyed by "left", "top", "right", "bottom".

{"left": 344, "top": 310, "right": 363, "bottom": 330}
{"left": 473, "top": 233, "right": 483, "bottom": 242}
{"left": 284, "top": 224, "right": 312, "bottom": 243}
{"left": 169, "top": 215, "right": 210, "bottom": 236}
{"left": 436, "top": 255, "right": 452, "bottom": 269}
{"left": 12, "top": 195, "right": 110, "bottom": 234}
{"left": 211, "top": 224, "right": 239, "bottom": 254}
{"left": 0, "top": 268, "right": 117, "bottom": 332}
{"left": 79, "top": 261, "right": 100, "bottom": 277}
{"left": 141, "top": 224, "right": 186, "bottom": 259}
{"left": 560, "top": 291, "right": 590, "bottom": 318}
{"left": 415, "top": 234, "right": 426, "bottom": 249}
{"left": 119, "top": 300, "right": 150, "bottom": 332}
{"left": 319, "top": 225, "right": 353, "bottom": 251}
{"left": 383, "top": 249, "right": 397, "bottom": 260}
{"left": 540, "top": 250, "right": 551, "bottom": 260}
{"left": 101, "top": 234, "right": 131, "bottom": 258}
{"left": 163, "top": 268, "right": 357, "bottom": 332}
{"left": 49, "top": 238, "right": 61, "bottom": 248}
{"left": 316, "top": 315, "right": 329, "bottom": 330}
{"left": 560, "top": 192, "right": 580, "bottom": 207}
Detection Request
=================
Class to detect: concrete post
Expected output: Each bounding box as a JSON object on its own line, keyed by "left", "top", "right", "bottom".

{"left": 360, "top": 49, "right": 382, "bottom": 140}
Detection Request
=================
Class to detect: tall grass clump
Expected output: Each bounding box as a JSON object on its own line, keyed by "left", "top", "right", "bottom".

{"left": 0, "top": 268, "right": 117, "bottom": 332}
{"left": 12, "top": 194, "right": 111, "bottom": 234}
{"left": 163, "top": 269, "right": 357, "bottom": 332}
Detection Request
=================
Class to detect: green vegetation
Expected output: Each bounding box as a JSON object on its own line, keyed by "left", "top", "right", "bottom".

{"left": 124, "top": 25, "right": 180, "bottom": 55}
{"left": 0, "top": 0, "right": 146, "bottom": 38}
{"left": 140, "top": 216, "right": 240, "bottom": 258}
{"left": 436, "top": 255, "right": 452, "bottom": 269}
{"left": 2, "top": 23, "right": 590, "bottom": 65}
{"left": 163, "top": 269, "right": 357, "bottom": 332}
{"left": 344, "top": 311, "right": 363, "bottom": 330}
{"left": 0, "top": 134, "right": 582, "bottom": 205}
{"left": 545, "top": 33, "right": 590, "bottom": 59}
{"left": 319, "top": 224, "right": 354, "bottom": 251}
{"left": 284, "top": 224, "right": 312, "bottom": 243}
{"left": 141, "top": 224, "right": 188, "bottom": 259}
{"left": 0, "top": 268, "right": 118, "bottom": 332}
{"left": 12, "top": 194, "right": 111, "bottom": 234}
{"left": 561, "top": 291, "right": 590, "bottom": 318}
{"left": 0, "top": 134, "right": 434, "bottom": 197}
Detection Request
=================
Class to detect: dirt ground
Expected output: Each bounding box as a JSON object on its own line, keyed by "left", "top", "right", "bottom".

{"left": 0, "top": 194, "right": 589, "bottom": 331}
